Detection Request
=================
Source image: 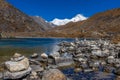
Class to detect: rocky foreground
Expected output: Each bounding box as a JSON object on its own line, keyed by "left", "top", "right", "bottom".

{"left": 0, "top": 38, "right": 120, "bottom": 80}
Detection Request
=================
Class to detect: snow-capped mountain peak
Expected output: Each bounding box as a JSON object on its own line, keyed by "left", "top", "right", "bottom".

{"left": 50, "top": 14, "right": 87, "bottom": 26}
{"left": 71, "top": 14, "right": 87, "bottom": 22}
{"left": 51, "top": 18, "right": 70, "bottom": 26}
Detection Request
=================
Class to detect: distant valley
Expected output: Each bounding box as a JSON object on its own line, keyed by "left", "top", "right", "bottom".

{"left": 0, "top": 0, "right": 120, "bottom": 43}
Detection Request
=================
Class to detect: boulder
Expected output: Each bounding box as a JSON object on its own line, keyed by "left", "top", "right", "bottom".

{"left": 49, "top": 52, "right": 60, "bottom": 58}
{"left": 108, "top": 56, "right": 114, "bottom": 59}
{"left": 11, "top": 56, "right": 25, "bottom": 61}
{"left": 4, "top": 67, "right": 31, "bottom": 79}
{"left": 0, "top": 72, "right": 3, "bottom": 79}
{"left": 115, "top": 68, "right": 120, "bottom": 75}
{"left": 74, "top": 68, "right": 82, "bottom": 72}
{"left": 5, "top": 58, "right": 29, "bottom": 72}
{"left": 13, "top": 53, "right": 22, "bottom": 58}
{"left": 31, "top": 53, "right": 39, "bottom": 58}
{"left": 42, "top": 69, "right": 66, "bottom": 80}
{"left": 104, "top": 66, "right": 116, "bottom": 73}
{"left": 41, "top": 53, "right": 48, "bottom": 59}
{"left": 70, "top": 42, "right": 75, "bottom": 47}
{"left": 30, "top": 65, "right": 44, "bottom": 72}
{"left": 30, "top": 71, "right": 38, "bottom": 79}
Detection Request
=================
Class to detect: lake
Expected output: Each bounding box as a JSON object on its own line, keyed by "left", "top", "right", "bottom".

{"left": 0, "top": 38, "right": 74, "bottom": 62}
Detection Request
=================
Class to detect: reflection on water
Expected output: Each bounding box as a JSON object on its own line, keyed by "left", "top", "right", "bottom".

{"left": 0, "top": 38, "right": 74, "bottom": 62}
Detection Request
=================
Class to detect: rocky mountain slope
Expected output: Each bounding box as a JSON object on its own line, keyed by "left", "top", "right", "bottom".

{"left": 0, "top": 0, "right": 46, "bottom": 37}
{"left": 80, "top": 8, "right": 120, "bottom": 37}
{"left": 44, "top": 21, "right": 85, "bottom": 37}
{"left": 46, "top": 8, "right": 120, "bottom": 42}
{"left": 31, "top": 16, "right": 52, "bottom": 30}
{"left": 0, "top": 0, "right": 120, "bottom": 42}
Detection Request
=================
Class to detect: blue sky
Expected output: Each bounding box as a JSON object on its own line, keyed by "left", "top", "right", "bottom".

{"left": 7, "top": 0, "right": 120, "bottom": 21}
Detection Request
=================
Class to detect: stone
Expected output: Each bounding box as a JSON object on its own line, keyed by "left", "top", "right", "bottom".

{"left": 5, "top": 58, "right": 29, "bottom": 72}
{"left": 47, "top": 65, "right": 58, "bottom": 69}
{"left": 31, "top": 53, "right": 39, "bottom": 58}
{"left": 92, "top": 50, "right": 102, "bottom": 56}
{"left": 41, "top": 53, "right": 48, "bottom": 59}
{"left": 116, "top": 76, "right": 120, "bottom": 80}
{"left": 70, "top": 42, "right": 75, "bottom": 47}
{"left": 93, "top": 61, "right": 100, "bottom": 67}
{"left": 4, "top": 67, "right": 31, "bottom": 79}
{"left": 30, "top": 65, "right": 44, "bottom": 72}
{"left": 101, "top": 61, "right": 106, "bottom": 66}
{"left": 115, "top": 68, "right": 120, "bottom": 75}
{"left": 42, "top": 69, "right": 67, "bottom": 80}
{"left": 104, "top": 66, "right": 116, "bottom": 73}
{"left": 94, "top": 72, "right": 115, "bottom": 80}
{"left": 74, "top": 68, "right": 82, "bottom": 72}
{"left": 78, "top": 58, "right": 86, "bottom": 62}
{"left": 13, "top": 53, "right": 22, "bottom": 58}
{"left": 108, "top": 56, "right": 114, "bottom": 59}
{"left": 11, "top": 56, "right": 25, "bottom": 61}
{"left": 83, "top": 69, "right": 93, "bottom": 73}
{"left": 29, "top": 59, "right": 41, "bottom": 65}
{"left": 54, "top": 57, "right": 73, "bottom": 66}
{"left": 30, "top": 71, "right": 38, "bottom": 79}
{"left": 68, "top": 46, "right": 74, "bottom": 50}
{"left": 0, "top": 72, "right": 3, "bottom": 79}
{"left": 49, "top": 52, "right": 60, "bottom": 58}
{"left": 73, "top": 54, "right": 83, "bottom": 58}
{"left": 107, "top": 59, "right": 115, "bottom": 64}
{"left": 115, "top": 64, "right": 120, "bottom": 68}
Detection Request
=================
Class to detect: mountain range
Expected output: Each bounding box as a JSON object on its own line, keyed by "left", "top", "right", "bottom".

{"left": 44, "top": 8, "right": 120, "bottom": 43}
{"left": 0, "top": 0, "right": 120, "bottom": 43}
{"left": 50, "top": 14, "right": 87, "bottom": 26}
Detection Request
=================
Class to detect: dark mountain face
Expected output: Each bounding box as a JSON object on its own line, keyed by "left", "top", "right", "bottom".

{"left": 0, "top": 0, "right": 45, "bottom": 33}
{"left": 31, "top": 16, "right": 52, "bottom": 30}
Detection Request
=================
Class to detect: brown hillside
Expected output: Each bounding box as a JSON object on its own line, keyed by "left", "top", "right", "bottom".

{"left": 0, "top": 0, "right": 45, "bottom": 37}
{"left": 45, "top": 8, "right": 120, "bottom": 40}
{"left": 81, "top": 8, "right": 120, "bottom": 37}
{"left": 45, "top": 21, "right": 86, "bottom": 37}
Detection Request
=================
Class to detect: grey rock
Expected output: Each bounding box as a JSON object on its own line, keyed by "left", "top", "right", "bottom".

{"left": 30, "top": 65, "right": 44, "bottom": 72}
{"left": 4, "top": 67, "right": 31, "bottom": 79}
{"left": 11, "top": 56, "right": 25, "bottom": 62}
{"left": 5, "top": 57, "right": 29, "bottom": 72}
{"left": 83, "top": 69, "right": 93, "bottom": 73}
{"left": 49, "top": 52, "right": 60, "bottom": 58}
{"left": 42, "top": 69, "right": 67, "bottom": 80}
{"left": 41, "top": 53, "right": 48, "bottom": 59}
{"left": 30, "top": 71, "right": 38, "bottom": 79}
{"left": 0, "top": 72, "right": 3, "bottom": 79}
{"left": 115, "top": 68, "right": 120, "bottom": 75}
{"left": 31, "top": 53, "right": 39, "bottom": 58}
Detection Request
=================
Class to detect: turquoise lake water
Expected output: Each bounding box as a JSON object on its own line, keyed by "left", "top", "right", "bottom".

{"left": 0, "top": 38, "right": 74, "bottom": 62}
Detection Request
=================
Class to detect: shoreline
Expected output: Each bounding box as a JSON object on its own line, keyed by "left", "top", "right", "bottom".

{"left": 0, "top": 39, "right": 119, "bottom": 80}
{"left": 0, "top": 37, "right": 111, "bottom": 40}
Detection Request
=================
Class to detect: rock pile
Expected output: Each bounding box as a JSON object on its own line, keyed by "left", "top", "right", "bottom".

{"left": 4, "top": 53, "right": 31, "bottom": 79}
{"left": 57, "top": 38, "right": 120, "bottom": 77}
